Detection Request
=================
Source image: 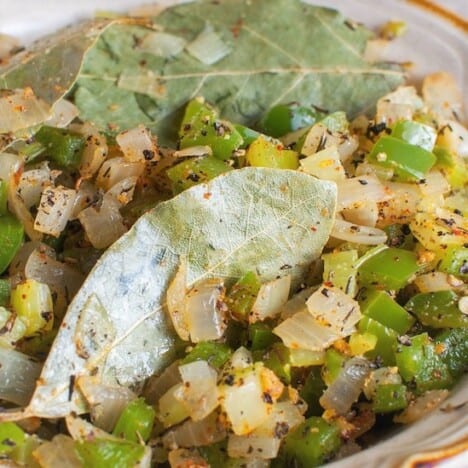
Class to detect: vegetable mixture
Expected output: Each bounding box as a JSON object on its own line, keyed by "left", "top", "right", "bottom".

{"left": 0, "top": 0, "right": 467, "bottom": 467}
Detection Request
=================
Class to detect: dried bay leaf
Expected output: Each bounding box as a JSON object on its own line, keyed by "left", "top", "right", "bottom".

{"left": 74, "top": 0, "right": 404, "bottom": 142}
{"left": 2, "top": 168, "right": 336, "bottom": 419}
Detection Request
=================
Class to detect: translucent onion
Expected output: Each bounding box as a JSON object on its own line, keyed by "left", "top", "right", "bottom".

{"left": 299, "top": 146, "right": 346, "bottom": 181}
{"left": 46, "top": 99, "right": 79, "bottom": 128}
{"left": 158, "top": 383, "right": 191, "bottom": 428}
{"left": 9, "top": 242, "right": 56, "bottom": 279}
{"left": 0, "top": 152, "right": 22, "bottom": 180}
{"left": 186, "top": 24, "right": 231, "bottom": 65}
{"left": 173, "top": 145, "right": 213, "bottom": 158}
{"left": 162, "top": 411, "right": 226, "bottom": 449}
{"left": 280, "top": 286, "right": 315, "bottom": 320}
{"left": 250, "top": 275, "right": 291, "bottom": 323}
{"left": 227, "top": 434, "right": 281, "bottom": 460}
{"left": 70, "top": 179, "right": 101, "bottom": 219}
{"left": 363, "top": 367, "right": 402, "bottom": 400}
{"left": 138, "top": 31, "right": 187, "bottom": 58}
{"left": 116, "top": 125, "right": 159, "bottom": 164}
{"left": 66, "top": 414, "right": 115, "bottom": 441}
{"left": 167, "top": 448, "right": 209, "bottom": 468}
{"left": 228, "top": 346, "right": 254, "bottom": 370}
{"left": 319, "top": 357, "right": 371, "bottom": 415}
{"left": 96, "top": 157, "right": 145, "bottom": 191}
{"left": 418, "top": 170, "right": 450, "bottom": 197}
{"left": 394, "top": 389, "right": 449, "bottom": 424}
{"left": 251, "top": 401, "right": 304, "bottom": 437}
{"left": 78, "top": 194, "right": 127, "bottom": 249}
{"left": 437, "top": 119, "right": 468, "bottom": 157}
{"left": 336, "top": 175, "right": 390, "bottom": 212}
{"left": 376, "top": 86, "right": 423, "bottom": 124}
{"left": 32, "top": 435, "right": 82, "bottom": 468}
{"left": 106, "top": 176, "right": 138, "bottom": 207}
{"left": 17, "top": 163, "right": 53, "bottom": 208}
{"left": 0, "top": 347, "right": 42, "bottom": 406}
{"left": 166, "top": 261, "right": 190, "bottom": 341}
{"left": 342, "top": 199, "right": 378, "bottom": 228}
{"left": 76, "top": 376, "right": 136, "bottom": 432}
{"left": 175, "top": 361, "right": 219, "bottom": 421}
{"left": 413, "top": 272, "right": 462, "bottom": 293}
{"left": 143, "top": 360, "right": 182, "bottom": 405}
{"left": 0, "top": 306, "right": 27, "bottom": 347}
{"left": 34, "top": 186, "right": 77, "bottom": 237}
{"left": 185, "top": 278, "right": 227, "bottom": 342}
{"left": 331, "top": 218, "right": 387, "bottom": 245}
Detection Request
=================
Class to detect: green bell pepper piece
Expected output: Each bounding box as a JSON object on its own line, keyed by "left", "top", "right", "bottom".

{"left": 0, "top": 422, "right": 25, "bottom": 455}
{"left": 34, "top": 125, "right": 85, "bottom": 168}
{"left": 358, "top": 247, "right": 419, "bottom": 290}
{"left": 181, "top": 341, "right": 232, "bottom": 369}
{"left": 179, "top": 98, "right": 243, "bottom": 161}
{"left": 0, "top": 179, "right": 7, "bottom": 215}
{"left": 112, "top": 398, "right": 155, "bottom": 442}
{"left": 166, "top": 156, "right": 233, "bottom": 194}
{"left": 75, "top": 438, "right": 146, "bottom": 468}
{"left": 360, "top": 289, "right": 415, "bottom": 334}
{"left": 0, "top": 279, "right": 9, "bottom": 307}
{"left": 405, "top": 290, "right": 467, "bottom": 329}
{"left": 433, "top": 145, "right": 468, "bottom": 189}
{"left": 384, "top": 224, "right": 416, "bottom": 250}
{"left": 233, "top": 124, "right": 263, "bottom": 147}
{"left": 367, "top": 135, "right": 436, "bottom": 181}
{"left": 435, "top": 328, "right": 468, "bottom": 378}
{"left": 321, "top": 348, "right": 347, "bottom": 385}
{"left": 246, "top": 136, "right": 299, "bottom": 169}
{"left": 372, "top": 383, "right": 408, "bottom": 413}
{"left": 248, "top": 322, "right": 279, "bottom": 352}
{"left": 0, "top": 214, "right": 24, "bottom": 275}
{"left": 438, "top": 246, "right": 468, "bottom": 279}
{"left": 349, "top": 332, "right": 377, "bottom": 356}
{"left": 278, "top": 417, "right": 342, "bottom": 468}
{"left": 322, "top": 249, "right": 358, "bottom": 295}
{"left": 225, "top": 271, "right": 261, "bottom": 320}
{"left": 391, "top": 120, "right": 436, "bottom": 152}
{"left": 300, "top": 367, "right": 327, "bottom": 417}
{"left": 395, "top": 333, "right": 453, "bottom": 393}
{"left": 358, "top": 316, "right": 398, "bottom": 366}
{"left": 263, "top": 343, "right": 292, "bottom": 384}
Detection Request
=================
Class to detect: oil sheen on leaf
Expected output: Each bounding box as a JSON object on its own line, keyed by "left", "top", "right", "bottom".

{"left": 74, "top": 0, "right": 404, "bottom": 142}
{"left": 4, "top": 168, "right": 336, "bottom": 419}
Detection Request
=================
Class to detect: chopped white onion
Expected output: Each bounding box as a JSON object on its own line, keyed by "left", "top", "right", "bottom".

{"left": 437, "top": 119, "right": 468, "bottom": 158}
{"left": 355, "top": 161, "right": 394, "bottom": 180}
{"left": 228, "top": 434, "right": 281, "bottom": 460}
{"left": 46, "top": 99, "right": 79, "bottom": 128}
{"left": 250, "top": 275, "right": 291, "bottom": 323}
{"left": 331, "top": 218, "right": 387, "bottom": 245}
{"left": 158, "top": 383, "right": 191, "bottom": 428}
{"left": 173, "top": 145, "right": 213, "bottom": 158}
{"left": 0, "top": 152, "right": 23, "bottom": 180}
{"left": 280, "top": 286, "right": 315, "bottom": 320}
{"left": 228, "top": 346, "right": 254, "bottom": 370}
{"left": 419, "top": 170, "right": 450, "bottom": 197}
{"left": 175, "top": 361, "right": 219, "bottom": 421}
{"left": 66, "top": 414, "right": 116, "bottom": 441}
{"left": 185, "top": 278, "right": 227, "bottom": 342}
{"left": 413, "top": 272, "right": 461, "bottom": 293}
{"left": 8, "top": 241, "right": 55, "bottom": 278}
{"left": 144, "top": 360, "right": 182, "bottom": 405}
{"left": 32, "top": 434, "right": 82, "bottom": 468}
{"left": 0, "top": 347, "right": 42, "bottom": 406}
{"left": 116, "top": 125, "right": 159, "bottom": 164}
{"left": 376, "top": 86, "right": 423, "bottom": 124}
{"left": 336, "top": 175, "right": 390, "bottom": 212}
{"left": 363, "top": 367, "right": 402, "bottom": 400}
{"left": 186, "top": 23, "right": 231, "bottom": 65}
{"left": 34, "top": 186, "right": 77, "bottom": 237}
{"left": 166, "top": 260, "right": 190, "bottom": 341}
{"left": 342, "top": 199, "right": 378, "bottom": 228}
{"left": 251, "top": 401, "right": 304, "bottom": 437}
{"left": 17, "top": 162, "right": 53, "bottom": 209}
{"left": 70, "top": 179, "right": 101, "bottom": 219}
{"left": 320, "top": 357, "right": 371, "bottom": 415}
{"left": 394, "top": 389, "right": 449, "bottom": 424}
{"left": 138, "top": 31, "right": 187, "bottom": 58}
{"left": 106, "top": 176, "right": 138, "bottom": 207}
{"left": 96, "top": 157, "right": 145, "bottom": 191}
{"left": 300, "top": 123, "right": 328, "bottom": 156}
{"left": 299, "top": 146, "right": 346, "bottom": 181}
{"left": 167, "top": 448, "right": 209, "bottom": 468}
{"left": 0, "top": 306, "right": 27, "bottom": 347}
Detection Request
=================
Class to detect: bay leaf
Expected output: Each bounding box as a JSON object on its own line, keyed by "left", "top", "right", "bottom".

{"left": 74, "top": 0, "right": 404, "bottom": 142}
{"left": 3, "top": 167, "right": 336, "bottom": 419}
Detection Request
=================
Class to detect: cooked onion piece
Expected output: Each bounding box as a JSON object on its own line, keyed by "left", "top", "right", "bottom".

{"left": 32, "top": 434, "right": 82, "bottom": 468}
{"left": 46, "top": 99, "right": 79, "bottom": 128}
{"left": 116, "top": 125, "right": 159, "bottom": 164}
{"left": 331, "top": 218, "right": 387, "bottom": 245}
{"left": 17, "top": 163, "right": 53, "bottom": 209}
{"left": 96, "top": 157, "right": 145, "bottom": 191}
{"left": 166, "top": 261, "right": 190, "bottom": 341}
{"left": 250, "top": 275, "right": 291, "bottom": 323}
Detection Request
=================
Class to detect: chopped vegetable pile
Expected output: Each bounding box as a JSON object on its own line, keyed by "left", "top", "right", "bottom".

{"left": 0, "top": 0, "right": 467, "bottom": 467}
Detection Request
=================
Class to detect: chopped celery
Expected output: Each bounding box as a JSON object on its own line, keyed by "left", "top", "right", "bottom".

{"left": 181, "top": 341, "right": 232, "bottom": 369}
{"left": 391, "top": 120, "right": 436, "bottom": 151}
{"left": 0, "top": 422, "right": 25, "bottom": 454}
{"left": 246, "top": 136, "right": 299, "bottom": 169}
{"left": 0, "top": 214, "right": 24, "bottom": 275}
{"left": 225, "top": 271, "right": 261, "bottom": 320}
{"left": 112, "top": 398, "right": 155, "bottom": 442}
{"left": 372, "top": 383, "right": 408, "bottom": 413}
{"left": 405, "top": 290, "right": 468, "bottom": 329}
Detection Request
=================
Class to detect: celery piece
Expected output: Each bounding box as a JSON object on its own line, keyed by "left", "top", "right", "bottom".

{"left": 358, "top": 247, "right": 419, "bottom": 290}
{"left": 360, "top": 289, "right": 415, "bottom": 334}
{"left": 181, "top": 341, "right": 232, "bottom": 369}
{"left": 225, "top": 271, "right": 261, "bottom": 320}
{"left": 322, "top": 249, "right": 358, "bottom": 295}
{"left": 405, "top": 290, "right": 468, "bottom": 329}
{"left": 395, "top": 333, "right": 453, "bottom": 393}
{"left": 0, "top": 422, "right": 25, "bottom": 454}
{"left": 391, "top": 120, "right": 436, "bottom": 152}
{"left": 246, "top": 136, "right": 299, "bottom": 169}
{"left": 367, "top": 135, "right": 436, "bottom": 181}
{"left": 321, "top": 348, "right": 347, "bottom": 385}
{"left": 166, "top": 156, "right": 233, "bottom": 194}
{"left": 0, "top": 179, "right": 7, "bottom": 215}
{"left": 278, "top": 417, "right": 342, "bottom": 468}
{"left": 248, "top": 322, "right": 279, "bottom": 352}
{"left": 372, "top": 383, "right": 408, "bottom": 413}
{"left": 0, "top": 279, "right": 10, "bottom": 307}
{"left": 435, "top": 328, "right": 468, "bottom": 378}
{"left": 34, "top": 125, "right": 85, "bottom": 168}
{"left": 358, "top": 316, "right": 398, "bottom": 366}
{"left": 75, "top": 438, "right": 145, "bottom": 468}
{"left": 112, "top": 398, "right": 155, "bottom": 442}
{"left": 300, "top": 367, "right": 326, "bottom": 417}
{"left": 0, "top": 214, "right": 24, "bottom": 275}
{"left": 438, "top": 246, "right": 468, "bottom": 279}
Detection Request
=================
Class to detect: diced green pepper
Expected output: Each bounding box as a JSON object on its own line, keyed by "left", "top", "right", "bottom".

{"left": 0, "top": 179, "right": 7, "bottom": 215}
{"left": 358, "top": 316, "right": 398, "bottom": 366}
{"left": 0, "top": 214, "right": 24, "bottom": 275}
{"left": 0, "top": 279, "right": 10, "bottom": 307}
{"left": 166, "top": 156, "right": 233, "bottom": 194}
{"left": 384, "top": 224, "right": 416, "bottom": 250}
{"left": 278, "top": 417, "right": 342, "bottom": 468}
{"left": 225, "top": 271, "right": 261, "bottom": 320}
{"left": 435, "top": 328, "right": 468, "bottom": 378}
{"left": 320, "top": 111, "right": 348, "bottom": 132}
{"left": 321, "top": 348, "right": 347, "bottom": 385}
{"left": 112, "top": 398, "right": 155, "bottom": 442}
{"left": 433, "top": 145, "right": 468, "bottom": 189}
{"left": 391, "top": 120, "right": 436, "bottom": 152}
{"left": 438, "top": 246, "right": 468, "bottom": 279}
{"left": 358, "top": 247, "right": 419, "bottom": 290}
{"left": 395, "top": 333, "right": 453, "bottom": 393}
{"left": 179, "top": 98, "right": 243, "bottom": 161}
{"left": 372, "top": 383, "right": 408, "bottom": 413}
{"left": 234, "top": 124, "right": 263, "bottom": 147}
{"left": 181, "top": 341, "right": 232, "bottom": 369}
{"left": 246, "top": 136, "right": 299, "bottom": 169}
{"left": 405, "top": 290, "right": 467, "bottom": 329}
{"left": 367, "top": 135, "right": 436, "bottom": 181}
{"left": 349, "top": 332, "right": 377, "bottom": 356}
{"left": 360, "top": 289, "right": 415, "bottom": 334}
{"left": 322, "top": 249, "right": 358, "bottom": 295}
{"left": 75, "top": 438, "right": 146, "bottom": 468}
{"left": 34, "top": 125, "right": 85, "bottom": 168}
{"left": 248, "top": 322, "right": 279, "bottom": 352}
{"left": 263, "top": 343, "right": 292, "bottom": 384}
{"left": 260, "top": 103, "right": 323, "bottom": 137}
{"left": 300, "top": 367, "right": 327, "bottom": 417}
{"left": 0, "top": 422, "right": 25, "bottom": 454}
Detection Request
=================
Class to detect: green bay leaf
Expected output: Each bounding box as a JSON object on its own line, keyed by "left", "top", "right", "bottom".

{"left": 11, "top": 167, "right": 336, "bottom": 419}
{"left": 74, "top": 0, "right": 404, "bottom": 142}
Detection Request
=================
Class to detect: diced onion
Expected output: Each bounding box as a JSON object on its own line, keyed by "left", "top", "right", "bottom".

{"left": 376, "top": 86, "right": 423, "bottom": 124}
{"left": 8, "top": 241, "right": 56, "bottom": 279}
{"left": 319, "top": 357, "right": 371, "bottom": 415}
{"left": 116, "top": 125, "right": 159, "bottom": 164}
{"left": 250, "top": 275, "right": 291, "bottom": 323}
{"left": 186, "top": 23, "right": 231, "bottom": 65}
{"left": 280, "top": 286, "right": 315, "bottom": 320}
{"left": 342, "top": 199, "right": 378, "bottom": 228}
{"left": 173, "top": 146, "right": 213, "bottom": 158}
{"left": 166, "top": 261, "right": 190, "bottom": 341}
{"left": 331, "top": 218, "right": 387, "bottom": 245}
{"left": 251, "top": 401, "right": 304, "bottom": 437}
{"left": 158, "top": 383, "right": 191, "bottom": 428}
{"left": 413, "top": 272, "right": 462, "bottom": 293}
{"left": 96, "top": 157, "right": 145, "bottom": 191}
{"left": 336, "top": 175, "right": 390, "bottom": 212}
{"left": 167, "top": 448, "right": 209, "bottom": 468}
{"left": 17, "top": 163, "right": 53, "bottom": 208}
{"left": 66, "top": 414, "right": 115, "bottom": 441}
{"left": 34, "top": 186, "right": 77, "bottom": 237}
{"left": 143, "top": 360, "right": 182, "bottom": 405}
{"left": 0, "top": 346, "right": 42, "bottom": 406}
{"left": 418, "top": 170, "right": 450, "bottom": 197}
{"left": 437, "top": 119, "right": 468, "bottom": 158}
{"left": 228, "top": 434, "right": 281, "bottom": 460}
{"left": 32, "top": 435, "right": 82, "bottom": 468}
{"left": 106, "top": 176, "right": 138, "bottom": 207}
{"left": 46, "top": 99, "right": 79, "bottom": 128}
{"left": 228, "top": 346, "right": 254, "bottom": 370}
{"left": 0, "top": 152, "right": 23, "bottom": 180}
{"left": 0, "top": 306, "right": 27, "bottom": 347}
{"left": 363, "top": 367, "right": 401, "bottom": 400}
{"left": 70, "top": 180, "right": 101, "bottom": 219}
{"left": 138, "top": 31, "right": 187, "bottom": 58}
{"left": 299, "top": 146, "right": 346, "bottom": 181}
{"left": 394, "top": 389, "right": 449, "bottom": 424}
